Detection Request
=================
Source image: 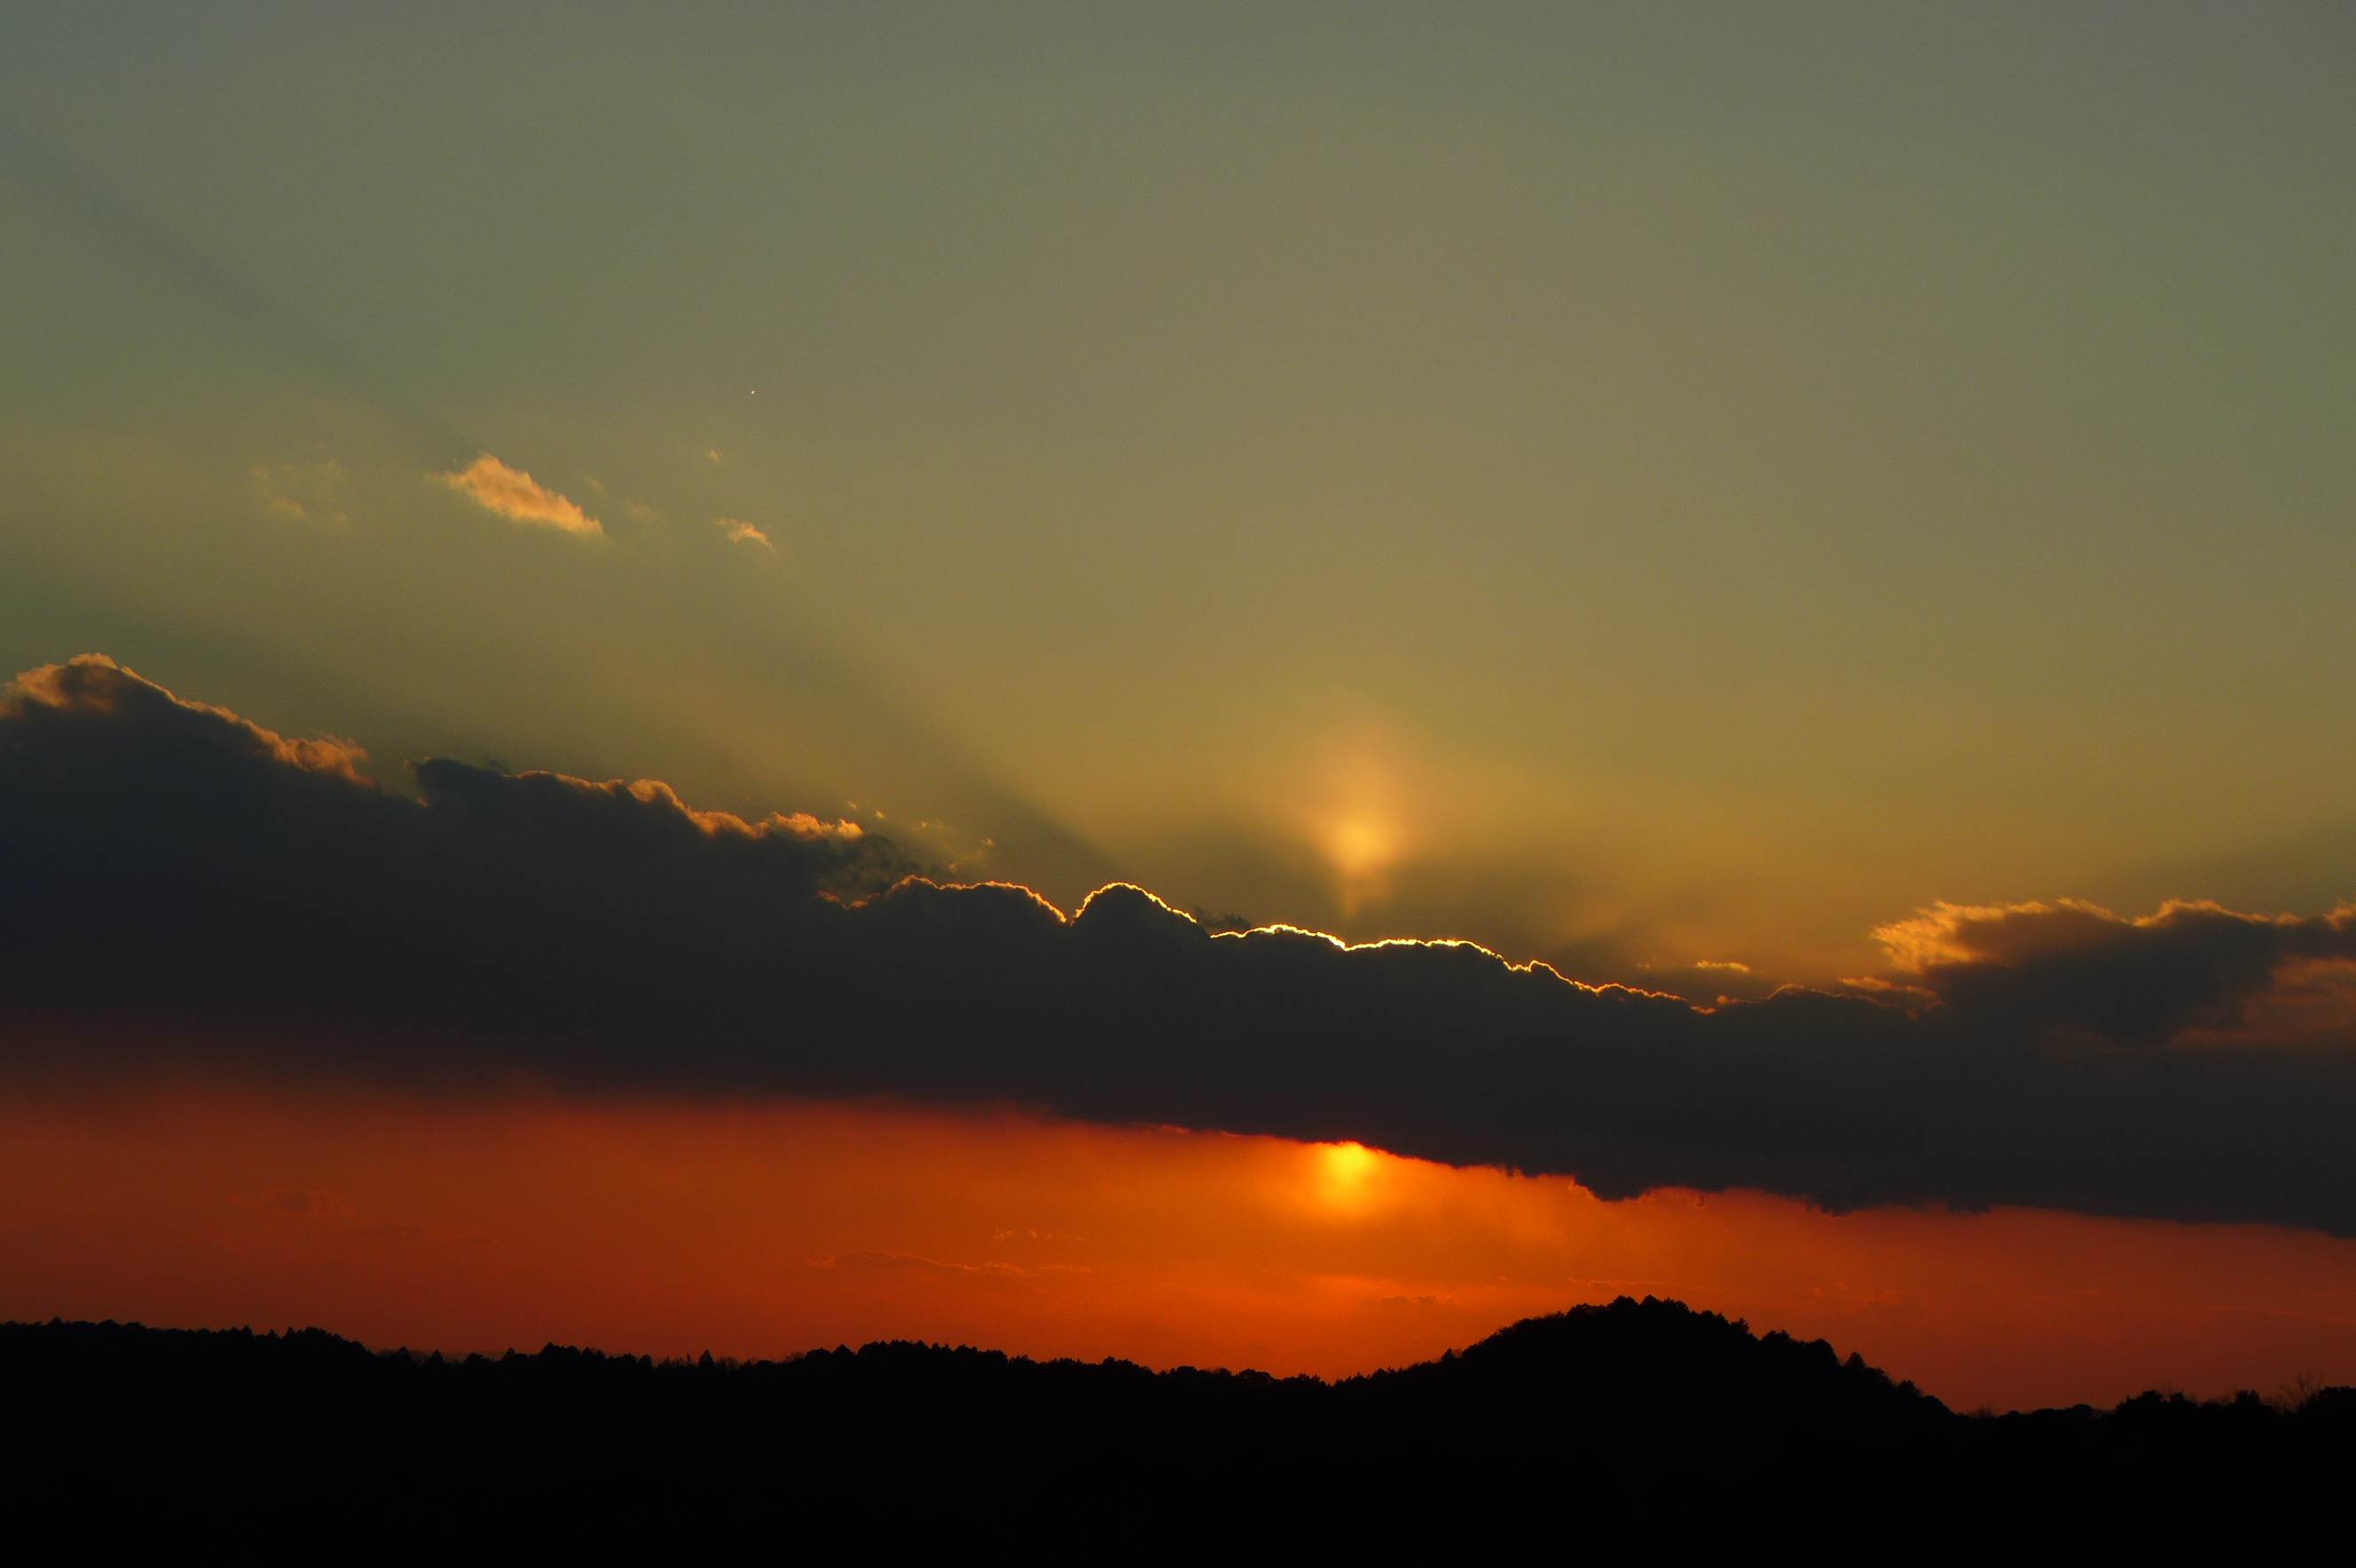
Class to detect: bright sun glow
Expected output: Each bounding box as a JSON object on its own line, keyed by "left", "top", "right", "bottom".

{"left": 1313, "top": 1141, "right": 1385, "bottom": 1211}
{"left": 1299, "top": 733, "right": 1419, "bottom": 913}
{"left": 1321, "top": 816, "right": 1399, "bottom": 881}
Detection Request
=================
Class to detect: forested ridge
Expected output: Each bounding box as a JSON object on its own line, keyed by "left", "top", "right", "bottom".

{"left": 5, "top": 1297, "right": 2351, "bottom": 1559}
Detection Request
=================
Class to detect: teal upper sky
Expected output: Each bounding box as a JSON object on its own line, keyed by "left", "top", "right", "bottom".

{"left": 4, "top": 3, "right": 2351, "bottom": 981}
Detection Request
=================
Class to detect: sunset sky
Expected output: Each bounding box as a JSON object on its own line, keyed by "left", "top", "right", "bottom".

{"left": 4, "top": 4, "right": 2354, "bottom": 1412}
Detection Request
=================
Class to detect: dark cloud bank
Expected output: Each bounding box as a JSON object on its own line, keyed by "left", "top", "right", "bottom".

{"left": 6, "top": 656, "right": 2356, "bottom": 1233}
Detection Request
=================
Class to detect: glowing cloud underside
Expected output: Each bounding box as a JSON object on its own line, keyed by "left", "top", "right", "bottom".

{"left": 439, "top": 454, "right": 601, "bottom": 537}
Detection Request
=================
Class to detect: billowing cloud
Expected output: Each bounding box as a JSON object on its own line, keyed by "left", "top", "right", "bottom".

{"left": 437, "top": 454, "right": 601, "bottom": 536}
{"left": 4, "top": 656, "right": 2356, "bottom": 1235}
{"left": 4, "top": 654, "right": 372, "bottom": 782}
{"left": 1877, "top": 899, "right": 2356, "bottom": 1045}
{"left": 717, "top": 517, "right": 770, "bottom": 546}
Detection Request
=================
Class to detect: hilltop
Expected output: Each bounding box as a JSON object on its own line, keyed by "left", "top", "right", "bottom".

{"left": 4, "top": 1297, "right": 2350, "bottom": 1559}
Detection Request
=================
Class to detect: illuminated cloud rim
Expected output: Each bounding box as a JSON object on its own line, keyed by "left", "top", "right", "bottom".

{"left": 438, "top": 454, "right": 601, "bottom": 537}
{"left": 4, "top": 656, "right": 2355, "bottom": 1235}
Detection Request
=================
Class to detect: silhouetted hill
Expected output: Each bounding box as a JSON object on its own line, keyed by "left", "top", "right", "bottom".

{"left": 4, "top": 1298, "right": 2351, "bottom": 1561}
{"left": 1350, "top": 1296, "right": 1941, "bottom": 1478}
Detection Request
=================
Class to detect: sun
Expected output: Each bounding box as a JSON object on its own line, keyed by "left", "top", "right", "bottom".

{"left": 1314, "top": 1141, "right": 1385, "bottom": 1211}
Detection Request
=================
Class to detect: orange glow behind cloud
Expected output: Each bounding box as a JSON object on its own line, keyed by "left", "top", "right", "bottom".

{"left": 4, "top": 1085, "right": 2354, "bottom": 1414}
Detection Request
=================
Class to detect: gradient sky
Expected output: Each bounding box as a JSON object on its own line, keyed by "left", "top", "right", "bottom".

{"left": 4, "top": 4, "right": 2354, "bottom": 1407}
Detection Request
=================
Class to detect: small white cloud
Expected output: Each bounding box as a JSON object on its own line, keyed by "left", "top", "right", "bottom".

{"left": 437, "top": 454, "right": 601, "bottom": 537}
{"left": 706, "top": 448, "right": 724, "bottom": 463}
{"left": 717, "top": 517, "right": 771, "bottom": 546}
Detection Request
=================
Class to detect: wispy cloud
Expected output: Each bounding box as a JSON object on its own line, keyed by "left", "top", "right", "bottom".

{"left": 437, "top": 454, "right": 601, "bottom": 537}
{"left": 717, "top": 517, "right": 770, "bottom": 546}
{"left": 250, "top": 458, "right": 346, "bottom": 525}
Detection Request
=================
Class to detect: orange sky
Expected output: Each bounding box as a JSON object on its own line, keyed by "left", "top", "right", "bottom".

{"left": 6, "top": 1080, "right": 2353, "bottom": 1414}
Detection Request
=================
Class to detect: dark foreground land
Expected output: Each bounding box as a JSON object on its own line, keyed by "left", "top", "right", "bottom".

{"left": 5, "top": 1297, "right": 2352, "bottom": 1561}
